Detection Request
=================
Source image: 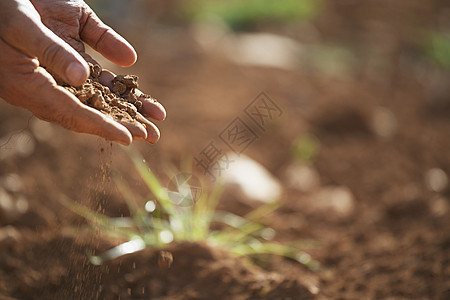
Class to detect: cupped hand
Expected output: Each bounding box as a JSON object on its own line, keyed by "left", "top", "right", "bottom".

{"left": 0, "top": 0, "right": 165, "bottom": 145}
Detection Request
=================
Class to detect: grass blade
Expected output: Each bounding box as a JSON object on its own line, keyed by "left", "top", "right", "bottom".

{"left": 122, "top": 146, "right": 174, "bottom": 215}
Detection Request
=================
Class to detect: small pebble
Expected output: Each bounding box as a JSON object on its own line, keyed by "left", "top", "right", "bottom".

{"left": 158, "top": 251, "right": 173, "bottom": 269}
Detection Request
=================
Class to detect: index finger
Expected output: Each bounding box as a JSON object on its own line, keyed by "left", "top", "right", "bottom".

{"left": 80, "top": 7, "right": 137, "bottom": 67}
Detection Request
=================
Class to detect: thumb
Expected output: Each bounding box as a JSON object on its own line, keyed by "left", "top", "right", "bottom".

{"left": 0, "top": 2, "right": 89, "bottom": 86}
{"left": 33, "top": 26, "right": 90, "bottom": 86}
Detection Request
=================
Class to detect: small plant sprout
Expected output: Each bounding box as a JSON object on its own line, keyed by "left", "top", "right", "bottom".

{"left": 60, "top": 146, "right": 320, "bottom": 270}
{"left": 426, "top": 31, "right": 450, "bottom": 69}
{"left": 292, "top": 133, "right": 320, "bottom": 163}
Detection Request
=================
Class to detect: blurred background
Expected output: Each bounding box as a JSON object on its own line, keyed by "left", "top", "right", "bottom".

{"left": 0, "top": 0, "right": 449, "bottom": 298}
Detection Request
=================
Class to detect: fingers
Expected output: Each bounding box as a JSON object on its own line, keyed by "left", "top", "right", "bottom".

{"left": 0, "top": 0, "right": 89, "bottom": 86}
{"left": 79, "top": 52, "right": 100, "bottom": 66}
{"left": 117, "top": 120, "right": 147, "bottom": 141}
{"left": 84, "top": 68, "right": 162, "bottom": 143}
{"left": 98, "top": 69, "right": 166, "bottom": 121}
{"left": 0, "top": 1, "right": 158, "bottom": 146}
{"left": 53, "top": 64, "right": 161, "bottom": 144}
{"left": 30, "top": 68, "right": 133, "bottom": 145}
{"left": 98, "top": 69, "right": 116, "bottom": 90}
{"left": 80, "top": 9, "right": 137, "bottom": 67}
{"left": 135, "top": 113, "right": 161, "bottom": 144}
{"left": 33, "top": 78, "right": 134, "bottom": 145}
{"left": 36, "top": 92, "right": 133, "bottom": 145}
{"left": 138, "top": 94, "right": 167, "bottom": 121}
{"left": 0, "top": 35, "right": 131, "bottom": 145}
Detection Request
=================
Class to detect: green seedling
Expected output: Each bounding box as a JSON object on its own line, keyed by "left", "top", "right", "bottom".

{"left": 292, "top": 133, "right": 320, "bottom": 163}
{"left": 60, "top": 146, "right": 319, "bottom": 270}
{"left": 426, "top": 31, "right": 450, "bottom": 69}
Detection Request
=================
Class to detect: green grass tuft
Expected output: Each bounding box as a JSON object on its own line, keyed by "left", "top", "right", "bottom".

{"left": 61, "top": 146, "right": 320, "bottom": 270}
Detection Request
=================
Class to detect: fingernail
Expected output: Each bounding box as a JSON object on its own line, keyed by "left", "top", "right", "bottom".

{"left": 66, "top": 62, "right": 88, "bottom": 86}
{"left": 116, "top": 139, "right": 132, "bottom": 146}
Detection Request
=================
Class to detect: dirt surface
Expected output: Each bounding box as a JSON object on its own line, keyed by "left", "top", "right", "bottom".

{"left": 1, "top": 0, "right": 450, "bottom": 299}
{"left": 0, "top": 233, "right": 312, "bottom": 299}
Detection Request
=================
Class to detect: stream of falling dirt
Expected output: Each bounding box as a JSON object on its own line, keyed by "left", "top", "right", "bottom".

{"left": 70, "top": 139, "right": 113, "bottom": 299}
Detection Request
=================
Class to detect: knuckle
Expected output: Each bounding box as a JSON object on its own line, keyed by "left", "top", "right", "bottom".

{"left": 40, "top": 42, "right": 65, "bottom": 69}
{"left": 29, "top": 87, "right": 82, "bottom": 131}
{"left": 0, "top": 75, "right": 36, "bottom": 107}
{"left": 21, "top": 71, "right": 53, "bottom": 95}
{"left": 51, "top": 100, "right": 83, "bottom": 131}
{"left": 38, "top": 104, "right": 81, "bottom": 132}
{"left": 56, "top": 113, "right": 79, "bottom": 130}
{"left": 48, "top": 105, "right": 80, "bottom": 131}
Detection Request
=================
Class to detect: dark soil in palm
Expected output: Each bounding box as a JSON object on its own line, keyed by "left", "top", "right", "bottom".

{"left": 59, "top": 63, "right": 157, "bottom": 126}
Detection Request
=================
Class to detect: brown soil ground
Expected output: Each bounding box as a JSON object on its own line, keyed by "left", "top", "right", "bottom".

{"left": 0, "top": 0, "right": 449, "bottom": 299}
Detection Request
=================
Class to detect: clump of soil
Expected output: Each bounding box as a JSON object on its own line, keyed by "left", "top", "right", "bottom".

{"left": 60, "top": 63, "right": 157, "bottom": 125}
{"left": 158, "top": 250, "right": 173, "bottom": 269}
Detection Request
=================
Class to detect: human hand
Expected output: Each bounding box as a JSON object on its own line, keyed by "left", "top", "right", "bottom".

{"left": 0, "top": 0, "right": 166, "bottom": 145}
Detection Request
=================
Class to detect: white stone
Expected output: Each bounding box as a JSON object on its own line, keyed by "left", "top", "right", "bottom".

{"left": 0, "top": 226, "right": 21, "bottom": 243}
{"left": 430, "top": 196, "right": 448, "bottom": 217}
{"left": 425, "top": 168, "right": 448, "bottom": 192}
{"left": 192, "top": 23, "right": 302, "bottom": 70}
{"left": 312, "top": 186, "right": 355, "bottom": 217}
{"left": 219, "top": 153, "right": 282, "bottom": 203}
{"left": 223, "top": 33, "right": 302, "bottom": 70}
{"left": 0, "top": 188, "right": 28, "bottom": 222}
{"left": 372, "top": 107, "right": 397, "bottom": 138}
{"left": 0, "top": 188, "right": 14, "bottom": 212}
{"left": 1, "top": 173, "right": 23, "bottom": 193}
{"left": 284, "top": 163, "right": 320, "bottom": 192}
